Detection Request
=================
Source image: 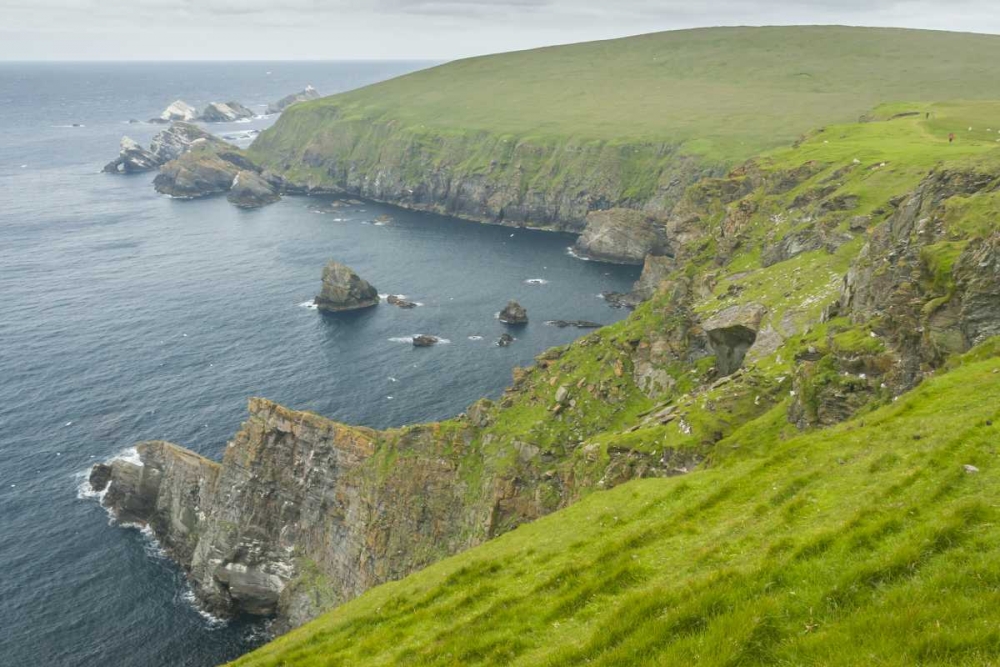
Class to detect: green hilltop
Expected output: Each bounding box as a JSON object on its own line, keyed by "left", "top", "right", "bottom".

{"left": 263, "top": 26, "right": 1000, "bottom": 162}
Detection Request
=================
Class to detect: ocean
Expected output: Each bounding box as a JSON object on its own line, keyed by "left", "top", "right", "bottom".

{"left": 0, "top": 62, "right": 639, "bottom": 666}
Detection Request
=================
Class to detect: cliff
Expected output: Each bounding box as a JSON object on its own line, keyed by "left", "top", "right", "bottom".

{"left": 94, "top": 104, "right": 1000, "bottom": 642}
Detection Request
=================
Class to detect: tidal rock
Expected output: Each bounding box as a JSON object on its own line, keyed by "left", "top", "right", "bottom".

{"left": 199, "top": 101, "right": 255, "bottom": 123}
{"left": 497, "top": 333, "right": 514, "bottom": 347}
{"left": 387, "top": 295, "right": 417, "bottom": 309}
{"left": 314, "top": 261, "right": 379, "bottom": 312}
{"left": 88, "top": 463, "right": 112, "bottom": 493}
{"left": 412, "top": 335, "right": 439, "bottom": 347}
{"left": 702, "top": 303, "right": 767, "bottom": 376}
{"left": 153, "top": 100, "right": 198, "bottom": 123}
{"left": 227, "top": 170, "right": 280, "bottom": 209}
{"left": 267, "top": 85, "right": 320, "bottom": 115}
{"left": 102, "top": 136, "right": 161, "bottom": 174}
{"left": 573, "top": 209, "right": 672, "bottom": 265}
{"left": 546, "top": 320, "right": 602, "bottom": 329}
{"left": 153, "top": 150, "right": 243, "bottom": 199}
{"left": 499, "top": 300, "right": 528, "bottom": 325}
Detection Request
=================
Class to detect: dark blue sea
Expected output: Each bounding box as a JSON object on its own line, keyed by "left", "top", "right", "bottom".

{"left": 0, "top": 62, "right": 639, "bottom": 666}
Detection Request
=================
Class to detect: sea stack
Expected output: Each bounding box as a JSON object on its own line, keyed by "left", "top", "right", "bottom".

{"left": 227, "top": 170, "right": 280, "bottom": 209}
{"left": 499, "top": 300, "right": 528, "bottom": 325}
{"left": 314, "top": 261, "right": 379, "bottom": 312}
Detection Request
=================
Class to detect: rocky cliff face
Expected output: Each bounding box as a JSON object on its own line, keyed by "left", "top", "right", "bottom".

{"left": 248, "top": 106, "right": 720, "bottom": 236}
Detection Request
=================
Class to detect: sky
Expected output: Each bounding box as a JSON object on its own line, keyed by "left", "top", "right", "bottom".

{"left": 2, "top": 0, "right": 999, "bottom": 61}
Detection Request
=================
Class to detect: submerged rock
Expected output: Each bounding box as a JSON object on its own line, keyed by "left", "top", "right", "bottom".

{"left": 102, "top": 136, "right": 161, "bottom": 174}
{"left": 387, "top": 295, "right": 417, "bottom": 309}
{"left": 314, "top": 261, "right": 379, "bottom": 312}
{"left": 227, "top": 170, "right": 280, "bottom": 209}
{"left": 497, "top": 333, "right": 514, "bottom": 347}
{"left": 152, "top": 100, "right": 198, "bottom": 123}
{"left": 546, "top": 320, "right": 603, "bottom": 329}
{"left": 412, "top": 335, "right": 439, "bottom": 347}
{"left": 499, "top": 300, "right": 528, "bottom": 325}
{"left": 199, "top": 101, "right": 254, "bottom": 123}
{"left": 267, "top": 86, "right": 320, "bottom": 115}
{"left": 573, "top": 209, "right": 672, "bottom": 265}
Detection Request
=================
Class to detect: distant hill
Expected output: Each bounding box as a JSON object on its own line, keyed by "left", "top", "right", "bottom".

{"left": 250, "top": 27, "right": 1000, "bottom": 232}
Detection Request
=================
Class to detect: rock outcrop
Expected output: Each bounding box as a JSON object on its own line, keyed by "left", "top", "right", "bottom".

{"left": 104, "top": 122, "right": 226, "bottom": 175}
{"left": 152, "top": 100, "right": 198, "bottom": 123}
{"left": 199, "top": 101, "right": 254, "bottom": 123}
{"left": 573, "top": 209, "right": 672, "bottom": 264}
{"left": 153, "top": 149, "right": 245, "bottom": 199}
{"left": 314, "top": 261, "right": 379, "bottom": 312}
{"left": 102, "top": 137, "right": 160, "bottom": 174}
{"left": 702, "top": 303, "right": 766, "bottom": 376}
{"left": 266, "top": 86, "right": 320, "bottom": 115}
{"left": 227, "top": 170, "right": 280, "bottom": 209}
{"left": 387, "top": 295, "right": 417, "bottom": 309}
{"left": 499, "top": 300, "right": 528, "bottom": 325}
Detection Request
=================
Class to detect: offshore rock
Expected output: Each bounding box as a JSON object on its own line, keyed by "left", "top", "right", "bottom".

{"left": 199, "top": 101, "right": 255, "bottom": 123}
{"left": 412, "top": 335, "right": 439, "bottom": 347}
{"left": 314, "top": 261, "right": 379, "bottom": 312}
{"left": 153, "top": 100, "right": 198, "bottom": 123}
{"left": 266, "top": 86, "right": 320, "bottom": 115}
{"left": 153, "top": 149, "right": 244, "bottom": 199}
{"left": 102, "top": 137, "right": 161, "bottom": 174}
{"left": 499, "top": 300, "right": 528, "bottom": 325}
{"left": 497, "top": 333, "right": 514, "bottom": 347}
{"left": 573, "top": 208, "right": 672, "bottom": 264}
{"left": 227, "top": 170, "right": 280, "bottom": 209}
{"left": 387, "top": 295, "right": 417, "bottom": 309}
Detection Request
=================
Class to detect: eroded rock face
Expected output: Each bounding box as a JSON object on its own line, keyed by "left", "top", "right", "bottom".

{"left": 102, "top": 137, "right": 161, "bottom": 174}
{"left": 266, "top": 86, "right": 320, "bottom": 115}
{"left": 499, "top": 300, "right": 528, "bottom": 324}
{"left": 153, "top": 150, "right": 244, "bottom": 199}
{"left": 200, "top": 101, "right": 254, "bottom": 123}
{"left": 702, "top": 303, "right": 766, "bottom": 376}
{"left": 227, "top": 170, "right": 280, "bottom": 209}
{"left": 573, "top": 209, "right": 672, "bottom": 264}
{"left": 314, "top": 261, "right": 379, "bottom": 312}
{"left": 149, "top": 122, "right": 224, "bottom": 164}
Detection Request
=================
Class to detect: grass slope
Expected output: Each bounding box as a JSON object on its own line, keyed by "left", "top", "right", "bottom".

{"left": 285, "top": 26, "right": 1000, "bottom": 162}
{"left": 230, "top": 343, "right": 1000, "bottom": 666}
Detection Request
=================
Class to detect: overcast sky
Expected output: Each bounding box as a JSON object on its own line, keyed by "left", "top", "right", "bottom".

{"left": 2, "top": 0, "right": 998, "bottom": 61}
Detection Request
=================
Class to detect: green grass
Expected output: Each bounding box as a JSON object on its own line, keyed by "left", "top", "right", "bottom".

{"left": 229, "top": 345, "right": 1000, "bottom": 667}
{"left": 268, "top": 27, "right": 1000, "bottom": 163}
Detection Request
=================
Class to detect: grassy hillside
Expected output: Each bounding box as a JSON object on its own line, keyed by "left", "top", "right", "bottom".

{"left": 230, "top": 343, "right": 1000, "bottom": 666}
{"left": 249, "top": 27, "right": 1000, "bottom": 232}
{"left": 269, "top": 26, "right": 1000, "bottom": 162}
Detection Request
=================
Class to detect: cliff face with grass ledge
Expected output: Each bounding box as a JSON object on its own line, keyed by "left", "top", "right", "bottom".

{"left": 93, "top": 104, "right": 1000, "bottom": 643}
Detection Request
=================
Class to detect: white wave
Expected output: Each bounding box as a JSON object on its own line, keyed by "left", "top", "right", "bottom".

{"left": 181, "top": 589, "right": 229, "bottom": 628}
{"left": 388, "top": 335, "right": 451, "bottom": 344}
{"left": 235, "top": 118, "right": 251, "bottom": 124}
{"left": 115, "top": 446, "right": 144, "bottom": 468}
{"left": 524, "top": 278, "right": 549, "bottom": 285}
{"left": 468, "top": 335, "right": 484, "bottom": 341}
{"left": 298, "top": 300, "right": 318, "bottom": 310}
{"left": 566, "top": 246, "right": 591, "bottom": 261}
{"left": 74, "top": 469, "right": 108, "bottom": 503}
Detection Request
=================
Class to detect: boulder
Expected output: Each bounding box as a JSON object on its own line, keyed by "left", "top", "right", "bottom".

{"left": 153, "top": 150, "right": 243, "bottom": 199}
{"left": 702, "top": 303, "right": 767, "bottom": 376}
{"left": 412, "top": 335, "right": 439, "bottom": 347}
{"left": 227, "top": 170, "right": 280, "bottom": 209}
{"left": 199, "top": 101, "right": 255, "bottom": 123}
{"left": 102, "top": 136, "right": 161, "bottom": 174}
{"left": 573, "top": 209, "right": 672, "bottom": 265}
{"left": 314, "top": 261, "right": 379, "bottom": 312}
{"left": 153, "top": 100, "right": 197, "bottom": 123}
{"left": 267, "top": 86, "right": 320, "bottom": 115}
{"left": 499, "top": 300, "right": 528, "bottom": 325}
